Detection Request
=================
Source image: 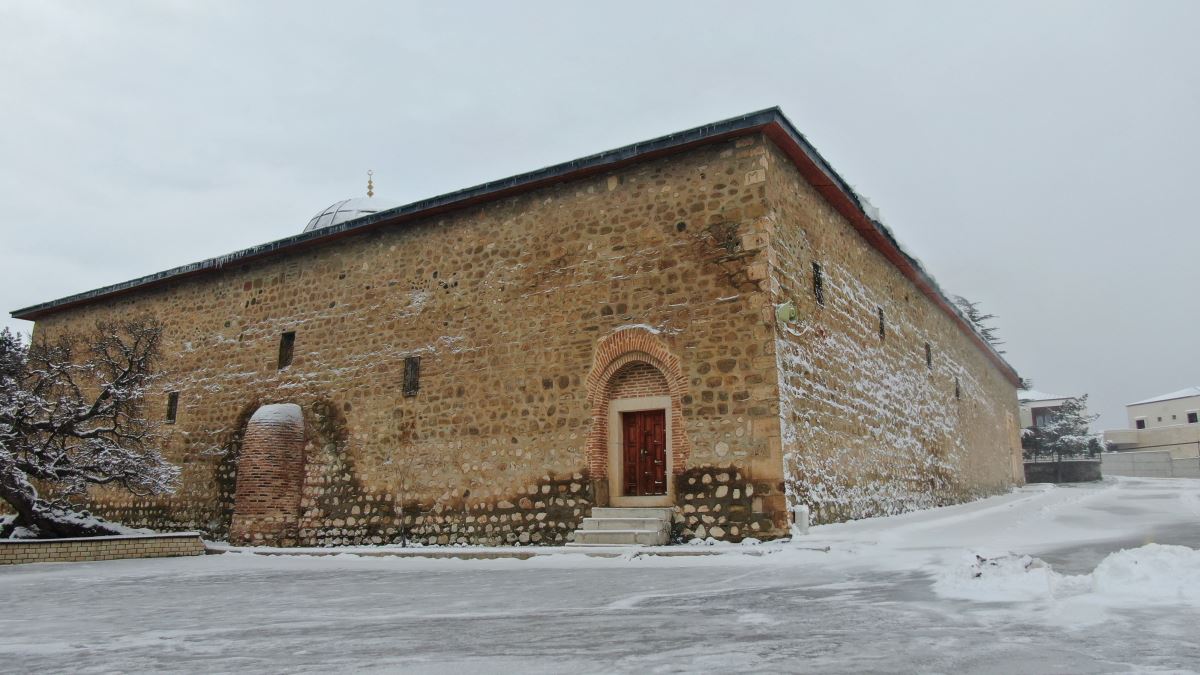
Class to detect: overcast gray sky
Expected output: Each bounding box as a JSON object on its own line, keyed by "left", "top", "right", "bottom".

{"left": 2, "top": 1, "right": 1197, "bottom": 430}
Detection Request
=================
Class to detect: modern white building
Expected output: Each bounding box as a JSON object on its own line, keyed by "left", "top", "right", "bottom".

{"left": 1103, "top": 386, "right": 1200, "bottom": 477}
{"left": 1123, "top": 386, "right": 1200, "bottom": 430}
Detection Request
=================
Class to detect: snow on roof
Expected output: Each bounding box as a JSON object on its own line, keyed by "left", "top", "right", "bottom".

{"left": 1128, "top": 386, "right": 1200, "bottom": 407}
{"left": 1018, "top": 389, "right": 1070, "bottom": 403}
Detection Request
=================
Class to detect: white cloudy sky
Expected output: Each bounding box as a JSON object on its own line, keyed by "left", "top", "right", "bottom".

{"left": 1, "top": 1, "right": 1197, "bottom": 429}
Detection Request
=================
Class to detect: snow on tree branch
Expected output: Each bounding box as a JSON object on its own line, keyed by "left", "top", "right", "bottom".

{"left": 0, "top": 318, "right": 179, "bottom": 538}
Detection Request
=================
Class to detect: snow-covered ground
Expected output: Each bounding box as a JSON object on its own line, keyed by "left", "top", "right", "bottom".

{"left": 2, "top": 477, "right": 1199, "bottom": 673}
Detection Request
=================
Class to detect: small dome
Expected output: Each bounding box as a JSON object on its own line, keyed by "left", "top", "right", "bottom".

{"left": 304, "top": 197, "right": 402, "bottom": 233}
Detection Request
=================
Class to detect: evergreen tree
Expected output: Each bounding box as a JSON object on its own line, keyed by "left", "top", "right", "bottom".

{"left": 1039, "top": 395, "right": 1099, "bottom": 459}
{"left": 952, "top": 295, "right": 1005, "bottom": 353}
{"left": 1027, "top": 395, "right": 1100, "bottom": 481}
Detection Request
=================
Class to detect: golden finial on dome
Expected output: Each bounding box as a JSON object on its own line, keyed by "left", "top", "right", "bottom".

{"left": 367, "top": 170, "right": 375, "bottom": 198}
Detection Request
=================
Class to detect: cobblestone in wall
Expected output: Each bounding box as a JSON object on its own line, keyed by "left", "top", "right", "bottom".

{"left": 676, "top": 466, "right": 780, "bottom": 541}
{"left": 300, "top": 474, "right": 595, "bottom": 547}
{"left": 0, "top": 533, "right": 205, "bottom": 565}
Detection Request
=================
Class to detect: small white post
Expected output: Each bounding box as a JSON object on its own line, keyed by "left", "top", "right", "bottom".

{"left": 791, "top": 504, "right": 810, "bottom": 537}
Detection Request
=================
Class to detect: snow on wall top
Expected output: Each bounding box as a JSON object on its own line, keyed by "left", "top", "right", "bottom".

{"left": 1128, "top": 386, "right": 1200, "bottom": 407}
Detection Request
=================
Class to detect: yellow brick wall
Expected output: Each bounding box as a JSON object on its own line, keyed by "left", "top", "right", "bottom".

{"left": 0, "top": 534, "right": 205, "bottom": 565}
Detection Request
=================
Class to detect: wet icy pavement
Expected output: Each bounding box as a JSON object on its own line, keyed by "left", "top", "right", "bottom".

{"left": 1, "top": 478, "right": 1198, "bottom": 674}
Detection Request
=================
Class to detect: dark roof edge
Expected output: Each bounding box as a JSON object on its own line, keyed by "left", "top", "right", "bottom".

{"left": 12, "top": 106, "right": 1019, "bottom": 385}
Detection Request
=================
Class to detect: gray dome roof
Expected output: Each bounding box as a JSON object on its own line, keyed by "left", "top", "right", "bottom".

{"left": 304, "top": 197, "right": 402, "bottom": 233}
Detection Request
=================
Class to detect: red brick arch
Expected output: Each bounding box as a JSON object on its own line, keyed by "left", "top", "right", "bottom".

{"left": 585, "top": 328, "right": 690, "bottom": 480}
{"left": 229, "top": 403, "right": 307, "bottom": 545}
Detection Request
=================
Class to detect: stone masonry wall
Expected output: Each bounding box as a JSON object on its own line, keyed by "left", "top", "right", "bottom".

{"left": 761, "top": 141, "right": 1023, "bottom": 525}
{"left": 30, "top": 134, "right": 789, "bottom": 544}
{"left": 677, "top": 466, "right": 774, "bottom": 541}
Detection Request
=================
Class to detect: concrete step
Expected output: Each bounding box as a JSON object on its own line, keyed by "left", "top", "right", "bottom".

{"left": 571, "top": 528, "right": 668, "bottom": 546}
{"left": 588, "top": 507, "right": 674, "bottom": 521}
{"left": 581, "top": 517, "right": 668, "bottom": 531}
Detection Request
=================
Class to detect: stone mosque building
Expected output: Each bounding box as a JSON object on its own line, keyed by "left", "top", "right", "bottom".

{"left": 12, "top": 109, "right": 1024, "bottom": 546}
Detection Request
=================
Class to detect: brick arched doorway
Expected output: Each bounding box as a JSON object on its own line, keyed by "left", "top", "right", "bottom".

{"left": 229, "top": 403, "right": 306, "bottom": 546}
{"left": 586, "top": 328, "right": 690, "bottom": 507}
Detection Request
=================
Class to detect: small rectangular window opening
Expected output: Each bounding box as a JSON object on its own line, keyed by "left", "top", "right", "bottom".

{"left": 877, "top": 307, "right": 885, "bottom": 339}
{"left": 954, "top": 377, "right": 960, "bottom": 400}
{"left": 165, "top": 392, "right": 179, "bottom": 424}
{"left": 1135, "top": 418, "right": 1146, "bottom": 429}
{"left": 278, "top": 331, "right": 296, "bottom": 370}
{"left": 1187, "top": 412, "right": 1198, "bottom": 424}
{"left": 924, "top": 342, "right": 932, "bottom": 369}
{"left": 403, "top": 356, "right": 421, "bottom": 397}
{"left": 811, "top": 262, "right": 825, "bottom": 306}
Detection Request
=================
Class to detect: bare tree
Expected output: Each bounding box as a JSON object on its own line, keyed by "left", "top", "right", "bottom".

{"left": 0, "top": 318, "right": 179, "bottom": 538}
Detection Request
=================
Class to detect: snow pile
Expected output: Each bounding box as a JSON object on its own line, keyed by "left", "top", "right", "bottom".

{"left": 934, "top": 553, "right": 1063, "bottom": 602}
{"left": 933, "top": 544, "right": 1200, "bottom": 607}
{"left": 1091, "top": 544, "right": 1200, "bottom": 603}
{"left": 1, "top": 511, "right": 153, "bottom": 540}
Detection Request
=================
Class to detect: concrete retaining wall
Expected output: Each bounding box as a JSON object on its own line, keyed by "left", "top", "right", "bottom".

{"left": 0, "top": 532, "right": 206, "bottom": 566}
{"left": 1024, "top": 460, "right": 1102, "bottom": 483}
{"left": 1102, "top": 451, "right": 1200, "bottom": 479}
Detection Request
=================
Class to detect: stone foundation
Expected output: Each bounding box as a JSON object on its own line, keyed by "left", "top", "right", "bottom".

{"left": 676, "top": 466, "right": 783, "bottom": 541}
{"left": 299, "top": 473, "right": 596, "bottom": 547}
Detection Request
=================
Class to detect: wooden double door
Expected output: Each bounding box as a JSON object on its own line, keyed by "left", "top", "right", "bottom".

{"left": 621, "top": 409, "right": 667, "bottom": 496}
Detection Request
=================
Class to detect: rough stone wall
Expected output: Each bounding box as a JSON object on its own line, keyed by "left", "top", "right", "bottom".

{"left": 30, "top": 134, "right": 788, "bottom": 544}
{"left": 676, "top": 466, "right": 775, "bottom": 541}
{"left": 761, "top": 141, "right": 1022, "bottom": 525}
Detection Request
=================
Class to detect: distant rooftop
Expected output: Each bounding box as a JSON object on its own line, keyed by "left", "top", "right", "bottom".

{"left": 1018, "top": 389, "right": 1071, "bottom": 403}
{"left": 1128, "top": 386, "right": 1200, "bottom": 407}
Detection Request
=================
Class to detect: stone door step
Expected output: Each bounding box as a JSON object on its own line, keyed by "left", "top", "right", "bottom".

{"left": 570, "top": 506, "right": 674, "bottom": 546}
{"left": 581, "top": 517, "right": 667, "bottom": 531}
{"left": 571, "top": 529, "right": 668, "bottom": 546}
{"left": 589, "top": 507, "right": 674, "bottom": 520}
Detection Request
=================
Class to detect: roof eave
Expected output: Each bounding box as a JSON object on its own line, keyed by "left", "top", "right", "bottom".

{"left": 11, "top": 106, "right": 1021, "bottom": 386}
